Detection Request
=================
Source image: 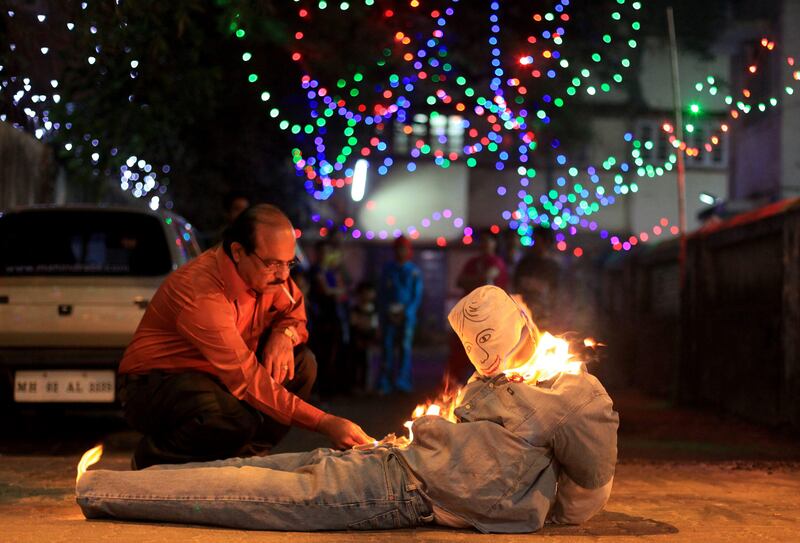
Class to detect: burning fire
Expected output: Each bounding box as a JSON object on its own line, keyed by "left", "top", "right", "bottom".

{"left": 76, "top": 444, "right": 103, "bottom": 483}
{"left": 402, "top": 387, "right": 463, "bottom": 443}
{"left": 352, "top": 293, "right": 604, "bottom": 451}
{"left": 502, "top": 331, "right": 584, "bottom": 384}
{"left": 397, "top": 331, "right": 596, "bottom": 446}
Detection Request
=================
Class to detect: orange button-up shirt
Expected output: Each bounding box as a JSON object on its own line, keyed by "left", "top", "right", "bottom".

{"left": 119, "top": 247, "right": 325, "bottom": 430}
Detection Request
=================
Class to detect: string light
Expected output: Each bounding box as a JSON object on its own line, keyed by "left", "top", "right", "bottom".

{"left": 0, "top": 4, "right": 173, "bottom": 209}
{"left": 5, "top": 3, "right": 799, "bottom": 253}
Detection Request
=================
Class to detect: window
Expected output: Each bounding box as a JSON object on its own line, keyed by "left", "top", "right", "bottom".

{"left": 635, "top": 118, "right": 728, "bottom": 169}
{"left": 0, "top": 210, "right": 173, "bottom": 276}
{"left": 392, "top": 113, "right": 465, "bottom": 156}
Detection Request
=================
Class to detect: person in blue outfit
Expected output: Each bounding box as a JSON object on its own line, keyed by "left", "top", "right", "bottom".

{"left": 377, "top": 236, "right": 424, "bottom": 394}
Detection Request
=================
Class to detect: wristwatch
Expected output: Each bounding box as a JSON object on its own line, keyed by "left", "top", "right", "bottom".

{"left": 280, "top": 326, "right": 298, "bottom": 345}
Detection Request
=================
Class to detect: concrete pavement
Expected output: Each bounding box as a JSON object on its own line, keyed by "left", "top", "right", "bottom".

{"left": 2, "top": 346, "right": 800, "bottom": 541}
{"left": 1, "top": 453, "right": 798, "bottom": 542}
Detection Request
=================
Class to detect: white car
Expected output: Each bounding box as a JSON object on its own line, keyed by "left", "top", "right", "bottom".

{"left": 0, "top": 205, "right": 202, "bottom": 406}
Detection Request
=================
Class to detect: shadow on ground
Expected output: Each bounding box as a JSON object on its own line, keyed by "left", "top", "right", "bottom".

{"left": 542, "top": 511, "right": 678, "bottom": 537}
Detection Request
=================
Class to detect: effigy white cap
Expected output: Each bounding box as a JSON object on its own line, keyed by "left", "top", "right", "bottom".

{"left": 448, "top": 285, "right": 538, "bottom": 376}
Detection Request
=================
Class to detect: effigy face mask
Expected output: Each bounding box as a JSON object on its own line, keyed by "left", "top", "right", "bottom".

{"left": 448, "top": 285, "right": 537, "bottom": 376}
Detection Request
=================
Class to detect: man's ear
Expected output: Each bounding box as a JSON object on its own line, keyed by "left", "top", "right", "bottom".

{"left": 230, "top": 241, "right": 244, "bottom": 264}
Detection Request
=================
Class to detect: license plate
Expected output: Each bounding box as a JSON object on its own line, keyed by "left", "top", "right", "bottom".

{"left": 14, "top": 370, "right": 115, "bottom": 403}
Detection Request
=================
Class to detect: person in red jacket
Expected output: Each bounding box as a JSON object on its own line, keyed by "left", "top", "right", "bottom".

{"left": 118, "top": 204, "right": 372, "bottom": 469}
{"left": 446, "top": 228, "right": 510, "bottom": 386}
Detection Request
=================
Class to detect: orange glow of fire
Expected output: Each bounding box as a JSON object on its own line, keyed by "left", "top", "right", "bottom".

{"left": 399, "top": 332, "right": 592, "bottom": 445}
{"left": 391, "top": 295, "right": 601, "bottom": 448}
{"left": 76, "top": 444, "right": 103, "bottom": 483}
{"left": 583, "top": 337, "right": 605, "bottom": 349}
{"left": 402, "top": 387, "right": 464, "bottom": 443}
{"left": 502, "top": 332, "right": 584, "bottom": 384}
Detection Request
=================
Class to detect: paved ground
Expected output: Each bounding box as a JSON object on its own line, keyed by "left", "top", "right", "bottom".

{"left": 2, "top": 347, "right": 800, "bottom": 541}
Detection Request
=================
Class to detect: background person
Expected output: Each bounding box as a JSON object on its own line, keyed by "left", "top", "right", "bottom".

{"left": 513, "top": 227, "right": 569, "bottom": 333}
{"left": 376, "top": 236, "right": 423, "bottom": 394}
{"left": 455, "top": 228, "right": 509, "bottom": 293}
{"left": 307, "top": 239, "right": 350, "bottom": 397}
{"left": 445, "top": 228, "right": 510, "bottom": 386}
{"left": 118, "top": 204, "right": 371, "bottom": 469}
{"left": 348, "top": 280, "right": 379, "bottom": 394}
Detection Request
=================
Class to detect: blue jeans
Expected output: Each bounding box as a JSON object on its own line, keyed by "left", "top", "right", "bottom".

{"left": 76, "top": 447, "right": 434, "bottom": 531}
{"left": 380, "top": 319, "right": 415, "bottom": 393}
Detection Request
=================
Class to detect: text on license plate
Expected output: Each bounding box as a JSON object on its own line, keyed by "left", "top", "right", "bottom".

{"left": 14, "top": 370, "right": 115, "bottom": 403}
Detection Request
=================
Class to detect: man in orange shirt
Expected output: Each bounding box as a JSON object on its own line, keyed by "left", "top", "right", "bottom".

{"left": 119, "top": 204, "right": 372, "bottom": 469}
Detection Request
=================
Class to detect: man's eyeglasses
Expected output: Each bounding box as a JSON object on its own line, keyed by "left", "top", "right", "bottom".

{"left": 254, "top": 255, "right": 300, "bottom": 273}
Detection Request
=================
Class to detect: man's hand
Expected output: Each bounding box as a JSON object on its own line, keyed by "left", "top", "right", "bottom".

{"left": 261, "top": 330, "right": 294, "bottom": 384}
{"left": 318, "top": 414, "right": 374, "bottom": 449}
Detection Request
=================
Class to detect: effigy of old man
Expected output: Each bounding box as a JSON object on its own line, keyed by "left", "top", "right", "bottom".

{"left": 76, "top": 285, "right": 618, "bottom": 533}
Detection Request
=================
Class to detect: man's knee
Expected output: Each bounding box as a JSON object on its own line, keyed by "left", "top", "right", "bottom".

{"left": 289, "top": 347, "right": 317, "bottom": 398}
{"left": 294, "top": 347, "right": 318, "bottom": 381}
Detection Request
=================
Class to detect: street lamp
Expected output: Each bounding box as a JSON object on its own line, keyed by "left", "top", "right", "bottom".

{"left": 699, "top": 192, "right": 718, "bottom": 206}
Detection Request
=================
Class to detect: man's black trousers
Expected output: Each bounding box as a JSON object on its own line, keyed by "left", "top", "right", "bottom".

{"left": 120, "top": 346, "right": 317, "bottom": 470}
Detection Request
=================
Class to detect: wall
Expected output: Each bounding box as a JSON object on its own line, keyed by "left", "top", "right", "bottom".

{"left": 355, "top": 162, "right": 469, "bottom": 242}
{"left": 0, "top": 121, "right": 55, "bottom": 209}
{"left": 601, "top": 199, "right": 800, "bottom": 429}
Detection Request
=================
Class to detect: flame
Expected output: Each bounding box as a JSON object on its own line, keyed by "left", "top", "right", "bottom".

{"left": 397, "top": 332, "right": 589, "bottom": 446}
{"left": 379, "top": 302, "right": 599, "bottom": 450}
{"left": 400, "top": 387, "right": 464, "bottom": 444}
{"left": 76, "top": 444, "right": 103, "bottom": 483}
{"left": 583, "top": 337, "right": 606, "bottom": 349}
{"left": 503, "top": 332, "right": 584, "bottom": 384}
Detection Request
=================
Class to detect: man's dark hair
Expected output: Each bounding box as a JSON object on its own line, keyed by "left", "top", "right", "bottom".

{"left": 477, "top": 227, "right": 499, "bottom": 241}
{"left": 222, "top": 204, "right": 291, "bottom": 259}
{"left": 223, "top": 190, "right": 251, "bottom": 212}
{"left": 532, "top": 226, "right": 555, "bottom": 247}
{"left": 355, "top": 280, "right": 375, "bottom": 294}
